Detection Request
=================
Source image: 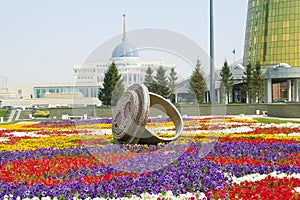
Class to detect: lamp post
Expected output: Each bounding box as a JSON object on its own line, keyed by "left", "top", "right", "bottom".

{"left": 210, "top": 0, "right": 215, "bottom": 104}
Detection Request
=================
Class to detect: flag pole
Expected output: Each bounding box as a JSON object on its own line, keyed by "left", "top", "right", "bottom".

{"left": 233, "top": 49, "right": 236, "bottom": 64}
{"left": 210, "top": 0, "right": 215, "bottom": 105}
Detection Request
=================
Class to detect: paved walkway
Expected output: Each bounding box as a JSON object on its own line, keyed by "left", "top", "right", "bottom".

{"left": 231, "top": 114, "right": 300, "bottom": 122}
{"left": 205, "top": 114, "right": 300, "bottom": 122}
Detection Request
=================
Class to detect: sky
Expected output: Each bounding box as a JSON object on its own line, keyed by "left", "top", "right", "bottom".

{"left": 0, "top": 0, "right": 248, "bottom": 84}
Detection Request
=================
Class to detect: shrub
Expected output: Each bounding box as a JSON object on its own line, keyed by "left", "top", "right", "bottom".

{"left": 0, "top": 109, "right": 8, "bottom": 118}
{"left": 33, "top": 109, "right": 50, "bottom": 118}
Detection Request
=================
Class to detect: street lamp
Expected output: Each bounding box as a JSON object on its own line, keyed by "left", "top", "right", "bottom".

{"left": 210, "top": 0, "right": 215, "bottom": 104}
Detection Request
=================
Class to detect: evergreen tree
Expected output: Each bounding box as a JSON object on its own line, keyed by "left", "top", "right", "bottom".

{"left": 111, "top": 79, "right": 125, "bottom": 106}
{"left": 152, "top": 66, "right": 171, "bottom": 99}
{"left": 144, "top": 66, "right": 154, "bottom": 91}
{"left": 252, "top": 61, "right": 265, "bottom": 103}
{"left": 168, "top": 68, "right": 178, "bottom": 103}
{"left": 220, "top": 60, "right": 234, "bottom": 104}
{"left": 98, "top": 62, "right": 123, "bottom": 106}
{"left": 189, "top": 60, "right": 207, "bottom": 104}
{"left": 242, "top": 62, "right": 254, "bottom": 103}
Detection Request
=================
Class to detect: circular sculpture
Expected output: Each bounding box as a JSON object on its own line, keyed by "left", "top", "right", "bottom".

{"left": 112, "top": 84, "right": 183, "bottom": 144}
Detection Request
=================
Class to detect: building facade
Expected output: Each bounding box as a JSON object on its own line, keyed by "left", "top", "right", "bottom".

{"left": 242, "top": 0, "right": 300, "bottom": 103}
{"left": 74, "top": 15, "right": 175, "bottom": 89}
{"left": 243, "top": 0, "right": 300, "bottom": 67}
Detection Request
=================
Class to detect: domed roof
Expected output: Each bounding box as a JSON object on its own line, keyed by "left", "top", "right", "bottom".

{"left": 111, "top": 14, "right": 139, "bottom": 59}
{"left": 232, "top": 64, "right": 245, "bottom": 70}
{"left": 111, "top": 42, "right": 139, "bottom": 58}
{"left": 273, "top": 63, "right": 291, "bottom": 68}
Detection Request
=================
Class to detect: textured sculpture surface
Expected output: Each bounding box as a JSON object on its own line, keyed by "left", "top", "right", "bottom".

{"left": 112, "top": 84, "right": 183, "bottom": 144}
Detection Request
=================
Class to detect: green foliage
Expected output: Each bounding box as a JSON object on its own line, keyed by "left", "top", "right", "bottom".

{"left": 168, "top": 68, "right": 178, "bottom": 103}
{"left": 242, "top": 62, "right": 254, "bottom": 103}
{"left": 98, "top": 62, "right": 124, "bottom": 106}
{"left": 189, "top": 61, "right": 207, "bottom": 104}
{"left": 0, "top": 109, "right": 8, "bottom": 118}
{"left": 242, "top": 61, "right": 265, "bottom": 103}
{"left": 111, "top": 79, "right": 125, "bottom": 106}
{"left": 220, "top": 60, "right": 234, "bottom": 104}
{"left": 252, "top": 61, "right": 265, "bottom": 103}
{"left": 254, "top": 118, "right": 300, "bottom": 124}
{"left": 33, "top": 109, "right": 50, "bottom": 118}
{"left": 168, "top": 67, "right": 178, "bottom": 93}
{"left": 150, "top": 66, "right": 171, "bottom": 99}
{"left": 144, "top": 66, "right": 154, "bottom": 90}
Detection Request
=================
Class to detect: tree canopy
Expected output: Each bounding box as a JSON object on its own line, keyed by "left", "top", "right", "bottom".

{"left": 144, "top": 66, "right": 154, "bottom": 91}
{"left": 189, "top": 60, "right": 207, "bottom": 104}
{"left": 98, "top": 62, "right": 124, "bottom": 106}
{"left": 220, "top": 60, "right": 234, "bottom": 104}
{"left": 152, "top": 66, "right": 171, "bottom": 99}
{"left": 242, "top": 62, "right": 254, "bottom": 103}
{"left": 252, "top": 61, "right": 265, "bottom": 103}
{"left": 168, "top": 68, "right": 178, "bottom": 103}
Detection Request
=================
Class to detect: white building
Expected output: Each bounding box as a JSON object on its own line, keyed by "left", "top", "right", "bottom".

{"left": 1, "top": 15, "right": 177, "bottom": 110}
{"left": 74, "top": 14, "right": 175, "bottom": 88}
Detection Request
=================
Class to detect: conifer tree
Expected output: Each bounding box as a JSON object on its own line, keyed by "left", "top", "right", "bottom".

{"left": 189, "top": 60, "right": 207, "bottom": 104}
{"left": 144, "top": 66, "right": 154, "bottom": 91}
{"left": 111, "top": 79, "right": 125, "bottom": 106}
{"left": 252, "top": 61, "right": 265, "bottom": 103}
{"left": 168, "top": 68, "right": 178, "bottom": 103}
{"left": 152, "top": 66, "right": 171, "bottom": 99}
{"left": 220, "top": 60, "right": 234, "bottom": 104}
{"left": 98, "top": 62, "right": 124, "bottom": 106}
{"left": 242, "top": 62, "right": 254, "bottom": 103}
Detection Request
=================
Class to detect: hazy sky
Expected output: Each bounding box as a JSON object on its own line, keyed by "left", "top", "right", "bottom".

{"left": 0, "top": 0, "right": 248, "bottom": 84}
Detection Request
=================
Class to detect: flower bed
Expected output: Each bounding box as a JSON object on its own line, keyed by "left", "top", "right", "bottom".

{"left": 0, "top": 117, "right": 300, "bottom": 199}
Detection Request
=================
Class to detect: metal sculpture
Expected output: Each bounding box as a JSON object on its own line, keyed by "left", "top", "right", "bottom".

{"left": 112, "top": 84, "right": 183, "bottom": 144}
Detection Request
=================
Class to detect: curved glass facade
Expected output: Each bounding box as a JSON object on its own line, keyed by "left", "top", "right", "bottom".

{"left": 243, "top": 0, "right": 300, "bottom": 67}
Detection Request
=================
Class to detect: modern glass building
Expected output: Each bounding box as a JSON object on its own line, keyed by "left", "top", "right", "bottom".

{"left": 243, "top": 0, "right": 300, "bottom": 67}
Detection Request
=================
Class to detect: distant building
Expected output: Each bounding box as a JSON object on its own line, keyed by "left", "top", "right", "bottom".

{"left": 209, "top": 1, "right": 300, "bottom": 104}
{"left": 74, "top": 14, "right": 175, "bottom": 89}
{"left": 0, "top": 76, "right": 8, "bottom": 96}
{"left": 32, "top": 83, "right": 98, "bottom": 99}
{"left": 242, "top": 0, "right": 300, "bottom": 103}
{"left": 1, "top": 15, "right": 176, "bottom": 109}
{"left": 243, "top": 0, "right": 300, "bottom": 67}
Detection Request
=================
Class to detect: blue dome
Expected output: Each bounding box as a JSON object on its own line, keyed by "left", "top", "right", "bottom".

{"left": 112, "top": 42, "right": 139, "bottom": 58}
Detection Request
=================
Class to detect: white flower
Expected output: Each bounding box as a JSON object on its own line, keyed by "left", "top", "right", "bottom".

{"left": 3, "top": 194, "right": 13, "bottom": 200}
{"left": 41, "top": 197, "right": 52, "bottom": 200}
{"left": 227, "top": 171, "right": 300, "bottom": 185}
{"left": 293, "top": 187, "right": 300, "bottom": 194}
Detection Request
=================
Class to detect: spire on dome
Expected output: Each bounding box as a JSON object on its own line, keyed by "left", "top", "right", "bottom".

{"left": 111, "top": 14, "right": 139, "bottom": 58}
{"left": 122, "top": 14, "right": 127, "bottom": 42}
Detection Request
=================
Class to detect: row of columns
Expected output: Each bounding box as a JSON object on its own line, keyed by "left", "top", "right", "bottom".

{"left": 266, "top": 79, "right": 300, "bottom": 103}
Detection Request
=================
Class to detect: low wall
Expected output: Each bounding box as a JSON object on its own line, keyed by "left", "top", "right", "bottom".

{"left": 51, "top": 104, "right": 269, "bottom": 118}
{"left": 49, "top": 107, "right": 113, "bottom": 119}
{"left": 177, "top": 104, "right": 268, "bottom": 116}
{"left": 14, "top": 103, "right": 300, "bottom": 121}
{"left": 267, "top": 103, "right": 300, "bottom": 118}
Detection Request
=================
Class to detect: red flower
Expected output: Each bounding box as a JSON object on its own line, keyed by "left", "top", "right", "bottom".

{"left": 186, "top": 148, "right": 197, "bottom": 153}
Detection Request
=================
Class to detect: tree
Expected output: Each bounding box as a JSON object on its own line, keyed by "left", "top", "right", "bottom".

{"left": 111, "top": 79, "right": 125, "bottom": 106}
{"left": 189, "top": 60, "right": 207, "bottom": 104}
{"left": 98, "top": 62, "right": 124, "bottom": 106}
{"left": 168, "top": 68, "right": 178, "bottom": 103}
{"left": 144, "top": 66, "right": 154, "bottom": 91}
{"left": 242, "top": 62, "right": 254, "bottom": 103}
{"left": 152, "top": 66, "right": 171, "bottom": 99}
{"left": 220, "top": 60, "right": 234, "bottom": 104}
{"left": 252, "top": 61, "right": 265, "bottom": 103}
